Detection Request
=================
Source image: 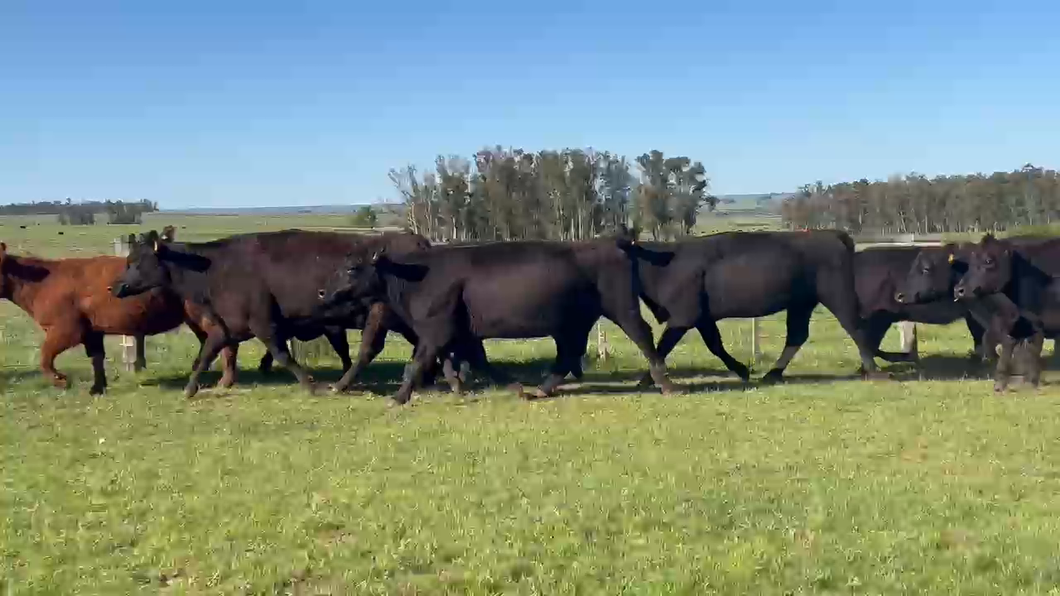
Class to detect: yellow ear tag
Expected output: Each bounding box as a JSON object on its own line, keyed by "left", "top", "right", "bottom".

{"left": 947, "top": 253, "right": 955, "bottom": 264}
{"left": 154, "top": 240, "right": 160, "bottom": 252}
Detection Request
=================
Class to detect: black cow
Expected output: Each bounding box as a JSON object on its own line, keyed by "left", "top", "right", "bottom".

{"left": 854, "top": 246, "right": 994, "bottom": 362}
{"left": 627, "top": 229, "right": 889, "bottom": 384}
{"left": 318, "top": 238, "right": 677, "bottom": 404}
{"left": 954, "top": 235, "right": 1060, "bottom": 391}
{"left": 110, "top": 229, "right": 445, "bottom": 397}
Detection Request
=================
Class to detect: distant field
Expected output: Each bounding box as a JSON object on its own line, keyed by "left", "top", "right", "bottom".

{"left": 2, "top": 214, "right": 1060, "bottom": 593}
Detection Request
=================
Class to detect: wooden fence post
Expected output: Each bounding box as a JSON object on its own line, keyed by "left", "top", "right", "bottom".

{"left": 113, "top": 237, "right": 137, "bottom": 372}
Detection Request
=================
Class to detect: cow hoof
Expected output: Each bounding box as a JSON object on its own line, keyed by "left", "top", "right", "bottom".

{"left": 183, "top": 384, "right": 200, "bottom": 399}
{"left": 635, "top": 374, "right": 655, "bottom": 389}
{"left": 51, "top": 375, "right": 70, "bottom": 390}
{"left": 528, "top": 387, "right": 550, "bottom": 400}
{"left": 134, "top": 361, "right": 146, "bottom": 373}
{"left": 89, "top": 384, "right": 106, "bottom": 396}
{"left": 217, "top": 376, "right": 235, "bottom": 390}
{"left": 761, "top": 369, "right": 785, "bottom": 384}
{"left": 993, "top": 382, "right": 1008, "bottom": 394}
{"left": 733, "top": 365, "right": 751, "bottom": 383}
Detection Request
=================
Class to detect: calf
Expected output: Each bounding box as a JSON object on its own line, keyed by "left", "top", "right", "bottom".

{"left": 318, "top": 238, "right": 677, "bottom": 404}
{"left": 954, "top": 235, "right": 1060, "bottom": 391}
{"left": 627, "top": 230, "right": 888, "bottom": 384}
{"left": 0, "top": 242, "right": 234, "bottom": 394}
{"left": 111, "top": 229, "right": 441, "bottom": 398}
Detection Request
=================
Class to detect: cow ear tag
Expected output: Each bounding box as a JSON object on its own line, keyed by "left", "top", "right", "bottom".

{"left": 154, "top": 240, "right": 161, "bottom": 253}
{"left": 947, "top": 253, "right": 955, "bottom": 264}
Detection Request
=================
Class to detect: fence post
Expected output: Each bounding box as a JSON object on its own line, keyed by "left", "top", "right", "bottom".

{"left": 750, "top": 317, "right": 760, "bottom": 366}
{"left": 113, "top": 237, "right": 138, "bottom": 372}
{"left": 897, "top": 321, "right": 917, "bottom": 355}
{"left": 597, "top": 323, "right": 610, "bottom": 361}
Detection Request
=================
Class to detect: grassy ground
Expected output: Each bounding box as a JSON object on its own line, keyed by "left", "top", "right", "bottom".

{"left": 2, "top": 215, "right": 1060, "bottom": 594}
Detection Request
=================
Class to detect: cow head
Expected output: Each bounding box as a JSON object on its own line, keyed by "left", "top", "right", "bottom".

{"left": 317, "top": 248, "right": 389, "bottom": 307}
{"left": 111, "top": 230, "right": 171, "bottom": 298}
{"left": 895, "top": 245, "right": 966, "bottom": 304}
{"left": 954, "top": 235, "right": 1012, "bottom": 299}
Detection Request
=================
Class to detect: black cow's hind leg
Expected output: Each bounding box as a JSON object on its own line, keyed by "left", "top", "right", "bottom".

{"left": 697, "top": 319, "right": 751, "bottom": 381}
{"left": 323, "top": 327, "right": 353, "bottom": 372}
{"left": 609, "top": 310, "right": 677, "bottom": 394}
{"left": 394, "top": 342, "right": 443, "bottom": 405}
{"left": 184, "top": 332, "right": 228, "bottom": 399}
{"left": 636, "top": 325, "right": 689, "bottom": 388}
{"left": 253, "top": 326, "right": 315, "bottom": 395}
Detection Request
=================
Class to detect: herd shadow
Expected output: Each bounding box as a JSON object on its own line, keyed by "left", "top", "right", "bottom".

{"left": 137, "top": 349, "right": 1060, "bottom": 399}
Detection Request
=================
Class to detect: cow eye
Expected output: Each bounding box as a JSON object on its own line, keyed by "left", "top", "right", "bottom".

{"left": 921, "top": 266, "right": 931, "bottom": 274}
{"left": 984, "top": 259, "right": 994, "bottom": 266}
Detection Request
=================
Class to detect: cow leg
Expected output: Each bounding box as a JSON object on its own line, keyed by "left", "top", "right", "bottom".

{"left": 323, "top": 328, "right": 353, "bottom": 372}
{"left": 762, "top": 303, "right": 814, "bottom": 384}
{"left": 184, "top": 332, "right": 229, "bottom": 399}
{"left": 258, "top": 351, "right": 274, "bottom": 375}
{"left": 250, "top": 322, "right": 315, "bottom": 394}
{"left": 83, "top": 330, "right": 108, "bottom": 396}
{"left": 994, "top": 335, "right": 1016, "bottom": 393}
{"left": 532, "top": 325, "right": 593, "bottom": 399}
{"left": 394, "top": 341, "right": 445, "bottom": 405}
{"left": 818, "top": 290, "right": 885, "bottom": 379}
{"left": 40, "top": 324, "right": 84, "bottom": 390}
{"left": 334, "top": 303, "right": 395, "bottom": 393}
{"left": 864, "top": 315, "right": 916, "bottom": 364}
{"left": 449, "top": 336, "right": 518, "bottom": 391}
{"left": 217, "top": 343, "right": 240, "bottom": 389}
{"left": 608, "top": 312, "right": 677, "bottom": 394}
{"left": 697, "top": 319, "right": 751, "bottom": 381}
{"left": 133, "top": 334, "right": 147, "bottom": 372}
{"left": 635, "top": 326, "right": 689, "bottom": 388}
{"left": 1025, "top": 332, "right": 1045, "bottom": 388}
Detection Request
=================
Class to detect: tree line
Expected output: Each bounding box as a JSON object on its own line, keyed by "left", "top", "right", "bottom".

{"left": 53, "top": 200, "right": 158, "bottom": 226}
{"left": 392, "top": 147, "right": 713, "bottom": 242}
{"left": 781, "top": 165, "right": 1060, "bottom": 235}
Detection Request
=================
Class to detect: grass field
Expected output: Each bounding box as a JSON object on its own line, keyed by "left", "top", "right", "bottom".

{"left": 2, "top": 214, "right": 1060, "bottom": 594}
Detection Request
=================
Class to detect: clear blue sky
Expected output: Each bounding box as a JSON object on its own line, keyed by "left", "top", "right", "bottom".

{"left": 2, "top": 0, "right": 1057, "bottom": 208}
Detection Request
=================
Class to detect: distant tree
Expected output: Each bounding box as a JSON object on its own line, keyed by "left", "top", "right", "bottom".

{"left": 57, "top": 205, "right": 95, "bottom": 225}
{"left": 781, "top": 165, "right": 1060, "bottom": 233}
{"left": 350, "top": 205, "right": 378, "bottom": 228}
{"left": 391, "top": 146, "right": 713, "bottom": 242}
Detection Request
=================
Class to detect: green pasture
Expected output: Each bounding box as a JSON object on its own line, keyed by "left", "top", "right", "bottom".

{"left": 2, "top": 214, "right": 1060, "bottom": 594}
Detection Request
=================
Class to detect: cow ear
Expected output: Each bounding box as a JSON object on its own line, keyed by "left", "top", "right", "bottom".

{"left": 161, "top": 226, "right": 176, "bottom": 242}
{"left": 0, "top": 242, "right": 6, "bottom": 255}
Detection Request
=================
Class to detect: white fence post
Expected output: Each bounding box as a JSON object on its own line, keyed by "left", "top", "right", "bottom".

{"left": 750, "top": 317, "right": 760, "bottom": 365}
{"left": 113, "top": 237, "right": 137, "bottom": 372}
{"left": 597, "top": 323, "right": 610, "bottom": 361}
{"left": 897, "top": 321, "right": 917, "bottom": 354}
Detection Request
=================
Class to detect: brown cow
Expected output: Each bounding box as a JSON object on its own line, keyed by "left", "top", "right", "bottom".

{"left": 0, "top": 242, "right": 236, "bottom": 394}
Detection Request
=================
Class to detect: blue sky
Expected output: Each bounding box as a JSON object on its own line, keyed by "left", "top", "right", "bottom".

{"left": 1, "top": 0, "right": 1057, "bottom": 208}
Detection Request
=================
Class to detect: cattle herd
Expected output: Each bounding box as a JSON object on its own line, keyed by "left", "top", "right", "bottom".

{"left": 0, "top": 225, "right": 1056, "bottom": 402}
